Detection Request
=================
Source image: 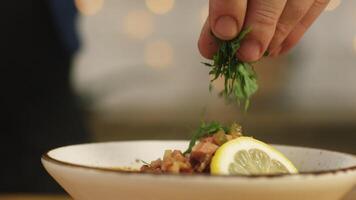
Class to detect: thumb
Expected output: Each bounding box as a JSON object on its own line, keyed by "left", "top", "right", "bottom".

{"left": 209, "top": 0, "right": 248, "bottom": 40}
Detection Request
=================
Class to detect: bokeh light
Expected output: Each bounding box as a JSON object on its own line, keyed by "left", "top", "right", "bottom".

{"left": 200, "top": 4, "right": 209, "bottom": 25}
{"left": 144, "top": 40, "right": 174, "bottom": 69}
{"left": 123, "top": 10, "right": 154, "bottom": 40}
{"left": 325, "top": 0, "right": 341, "bottom": 11}
{"left": 75, "top": 0, "right": 104, "bottom": 16}
{"left": 145, "top": 0, "right": 175, "bottom": 15}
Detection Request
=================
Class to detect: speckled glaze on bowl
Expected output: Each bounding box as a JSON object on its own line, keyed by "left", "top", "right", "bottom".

{"left": 42, "top": 141, "right": 356, "bottom": 200}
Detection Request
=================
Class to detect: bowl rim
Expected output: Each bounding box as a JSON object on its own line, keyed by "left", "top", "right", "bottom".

{"left": 42, "top": 140, "right": 356, "bottom": 179}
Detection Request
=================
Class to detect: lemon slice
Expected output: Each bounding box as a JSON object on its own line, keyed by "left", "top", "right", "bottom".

{"left": 210, "top": 137, "right": 298, "bottom": 175}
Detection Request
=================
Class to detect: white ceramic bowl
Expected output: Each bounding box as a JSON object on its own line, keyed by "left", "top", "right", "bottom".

{"left": 42, "top": 141, "right": 356, "bottom": 200}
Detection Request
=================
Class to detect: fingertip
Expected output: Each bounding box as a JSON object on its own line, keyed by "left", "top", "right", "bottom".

{"left": 211, "top": 15, "right": 239, "bottom": 40}
{"left": 236, "top": 39, "right": 263, "bottom": 62}
{"left": 198, "top": 38, "right": 215, "bottom": 59}
{"left": 198, "top": 18, "right": 219, "bottom": 59}
{"left": 208, "top": 0, "right": 247, "bottom": 41}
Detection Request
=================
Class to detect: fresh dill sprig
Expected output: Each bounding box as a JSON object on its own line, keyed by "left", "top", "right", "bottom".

{"left": 203, "top": 28, "right": 259, "bottom": 110}
{"left": 140, "top": 159, "right": 150, "bottom": 165}
{"left": 184, "top": 121, "right": 228, "bottom": 154}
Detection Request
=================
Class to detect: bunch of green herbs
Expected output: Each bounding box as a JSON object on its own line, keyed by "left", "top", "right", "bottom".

{"left": 203, "top": 28, "right": 260, "bottom": 110}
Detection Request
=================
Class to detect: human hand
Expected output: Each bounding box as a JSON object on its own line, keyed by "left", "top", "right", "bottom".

{"left": 198, "top": 0, "right": 330, "bottom": 61}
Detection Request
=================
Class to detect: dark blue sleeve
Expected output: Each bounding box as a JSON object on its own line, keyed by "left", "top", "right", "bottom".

{"left": 49, "top": 0, "right": 80, "bottom": 55}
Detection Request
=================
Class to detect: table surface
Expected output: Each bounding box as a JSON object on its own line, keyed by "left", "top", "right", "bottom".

{"left": 0, "top": 189, "right": 355, "bottom": 200}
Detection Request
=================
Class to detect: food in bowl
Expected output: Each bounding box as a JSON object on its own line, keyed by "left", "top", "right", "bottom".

{"left": 140, "top": 122, "right": 298, "bottom": 175}
{"left": 41, "top": 140, "right": 356, "bottom": 200}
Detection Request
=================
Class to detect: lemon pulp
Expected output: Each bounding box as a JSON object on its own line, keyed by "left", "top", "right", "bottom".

{"left": 210, "top": 137, "right": 298, "bottom": 175}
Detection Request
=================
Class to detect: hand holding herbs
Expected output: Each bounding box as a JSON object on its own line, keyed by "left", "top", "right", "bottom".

{"left": 203, "top": 28, "right": 260, "bottom": 110}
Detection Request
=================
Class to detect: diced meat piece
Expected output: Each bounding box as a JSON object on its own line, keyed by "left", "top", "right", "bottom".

{"left": 172, "top": 150, "right": 186, "bottom": 162}
{"left": 194, "top": 154, "right": 212, "bottom": 173}
{"left": 190, "top": 140, "right": 219, "bottom": 172}
{"left": 200, "top": 136, "right": 215, "bottom": 143}
{"left": 140, "top": 122, "right": 245, "bottom": 174}
{"left": 150, "top": 159, "right": 162, "bottom": 168}
{"left": 140, "top": 158, "right": 163, "bottom": 173}
{"left": 191, "top": 141, "right": 219, "bottom": 161}
{"left": 167, "top": 161, "right": 180, "bottom": 173}
{"left": 141, "top": 149, "right": 193, "bottom": 173}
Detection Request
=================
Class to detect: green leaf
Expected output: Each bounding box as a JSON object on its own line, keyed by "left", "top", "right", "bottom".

{"left": 140, "top": 159, "right": 150, "bottom": 165}
{"left": 184, "top": 121, "right": 226, "bottom": 154}
{"left": 209, "top": 83, "right": 213, "bottom": 92}
{"left": 236, "top": 27, "right": 252, "bottom": 42}
{"left": 202, "top": 62, "right": 213, "bottom": 67}
{"left": 203, "top": 28, "right": 260, "bottom": 110}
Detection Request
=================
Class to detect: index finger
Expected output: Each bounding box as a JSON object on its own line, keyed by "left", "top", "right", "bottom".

{"left": 209, "top": 0, "right": 248, "bottom": 40}
{"left": 237, "top": 0, "right": 287, "bottom": 61}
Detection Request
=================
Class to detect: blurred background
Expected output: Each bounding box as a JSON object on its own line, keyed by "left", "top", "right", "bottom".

{"left": 74, "top": 0, "right": 356, "bottom": 153}
{"left": 1, "top": 0, "right": 356, "bottom": 198}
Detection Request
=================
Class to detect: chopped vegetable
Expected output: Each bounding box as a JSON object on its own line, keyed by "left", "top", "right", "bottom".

{"left": 212, "top": 130, "right": 228, "bottom": 146}
{"left": 183, "top": 121, "right": 227, "bottom": 155}
{"left": 140, "top": 122, "right": 244, "bottom": 174}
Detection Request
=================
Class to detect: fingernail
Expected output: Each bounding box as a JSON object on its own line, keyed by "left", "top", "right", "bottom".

{"left": 237, "top": 39, "right": 262, "bottom": 61}
{"left": 214, "top": 16, "right": 238, "bottom": 40}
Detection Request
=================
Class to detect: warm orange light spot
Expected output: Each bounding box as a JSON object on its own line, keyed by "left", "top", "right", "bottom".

{"left": 123, "top": 10, "right": 154, "bottom": 40}
{"left": 75, "top": 0, "right": 104, "bottom": 16}
{"left": 145, "top": 40, "right": 174, "bottom": 69}
{"left": 145, "top": 0, "right": 175, "bottom": 15}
